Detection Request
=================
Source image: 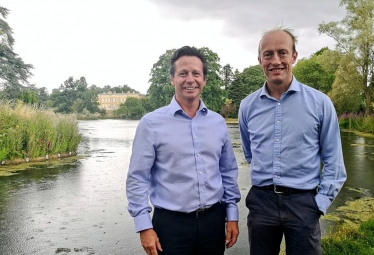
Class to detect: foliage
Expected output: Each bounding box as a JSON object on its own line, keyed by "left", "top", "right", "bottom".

{"left": 293, "top": 47, "right": 336, "bottom": 94}
{"left": 226, "top": 65, "right": 264, "bottom": 116}
{"left": 328, "top": 53, "right": 363, "bottom": 115}
{"left": 0, "top": 6, "right": 33, "bottom": 100}
{"left": 321, "top": 218, "right": 374, "bottom": 255}
{"left": 339, "top": 113, "right": 374, "bottom": 133}
{"left": 114, "top": 97, "right": 146, "bottom": 119}
{"left": 221, "top": 98, "right": 236, "bottom": 119}
{"left": 0, "top": 100, "right": 81, "bottom": 161}
{"left": 319, "top": 0, "right": 374, "bottom": 116}
{"left": 222, "top": 64, "right": 234, "bottom": 90}
{"left": 50, "top": 76, "right": 100, "bottom": 114}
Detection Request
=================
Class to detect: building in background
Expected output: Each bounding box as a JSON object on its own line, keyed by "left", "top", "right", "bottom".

{"left": 98, "top": 91, "right": 143, "bottom": 111}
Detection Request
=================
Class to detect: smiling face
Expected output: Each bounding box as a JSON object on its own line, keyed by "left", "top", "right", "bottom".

{"left": 258, "top": 30, "right": 298, "bottom": 91}
{"left": 171, "top": 56, "right": 206, "bottom": 106}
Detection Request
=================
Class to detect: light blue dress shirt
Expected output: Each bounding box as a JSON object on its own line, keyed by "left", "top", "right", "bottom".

{"left": 126, "top": 96, "right": 241, "bottom": 232}
{"left": 239, "top": 77, "right": 346, "bottom": 215}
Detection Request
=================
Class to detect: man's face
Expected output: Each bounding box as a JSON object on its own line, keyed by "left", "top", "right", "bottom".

{"left": 171, "top": 56, "right": 206, "bottom": 104}
{"left": 258, "top": 30, "right": 298, "bottom": 87}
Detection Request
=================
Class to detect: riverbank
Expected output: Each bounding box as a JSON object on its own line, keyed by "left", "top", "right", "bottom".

{"left": 0, "top": 101, "right": 81, "bottom": 166}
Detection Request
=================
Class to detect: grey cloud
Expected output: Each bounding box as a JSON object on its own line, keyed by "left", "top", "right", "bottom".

{"left": 148, "top": 0, "right": 346, "bottom": 58}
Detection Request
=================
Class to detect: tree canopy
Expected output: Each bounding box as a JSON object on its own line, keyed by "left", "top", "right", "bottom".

{"left": 319, "top": 0, "right": 374, "bottom": 115}
{"left": 0, "top": 6, "right": 33, "bottom": 100}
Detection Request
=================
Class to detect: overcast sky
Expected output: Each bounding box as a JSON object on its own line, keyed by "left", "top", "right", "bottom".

{"left": 2, "top": 0, "right": 347, "bottom": 94}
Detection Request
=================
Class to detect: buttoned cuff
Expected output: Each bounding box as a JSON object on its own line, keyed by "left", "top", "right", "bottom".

{"left": 315, "top": 193, "right": 332, "bottom": 215}
{"left": 134, "top": 213, "right": 153, "bottom": 233}
{"left": 225, "top": 204, "right": 239, "bottom": 221}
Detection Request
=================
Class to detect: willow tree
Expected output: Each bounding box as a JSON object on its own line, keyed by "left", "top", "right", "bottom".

{"left": 318, "top": 0, "right": 374, "bottom": 116}
{"left": 0, "top": 6, "right": 33, "bottom": 99}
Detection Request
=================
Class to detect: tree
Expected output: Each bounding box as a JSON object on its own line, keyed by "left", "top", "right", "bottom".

{"left": 222, "top": 64, "right": 234, "bottom": 90}
{"left": 147, "top": 49, "right": 176, "bottom": 110}
{"left": 293, "top": 48, "right": 336, "bottom": 94}
{"left": 240, "top": 65, "right": 264, "bottom": 95}
{"left": 50, "top": 76, "right": 100, "bottom": 114}
{"left": 319, "top": 0, "right": 374, "bottom": 115}
{"left": 115, "top": 97, "right": 145, "bottom": 119}
{"left": 227, "top": 70, "right": 245, "bottom": 108}
{"left": 0, "top": 6, "right": 33, "bottom": 100}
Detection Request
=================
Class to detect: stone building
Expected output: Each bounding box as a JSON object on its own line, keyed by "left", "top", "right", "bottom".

{"left": 98, "top": 91, "right": 143, "bottom": 111}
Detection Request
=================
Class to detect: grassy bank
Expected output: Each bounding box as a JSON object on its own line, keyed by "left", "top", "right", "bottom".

{"left": 0, "top": 101, "right": 81, "bottom": 164}
{"left": 322, "top": 218, "right": 374, "bottom": 255}
{"left": 339, "top": 114, "right": 374, "bottom": 134}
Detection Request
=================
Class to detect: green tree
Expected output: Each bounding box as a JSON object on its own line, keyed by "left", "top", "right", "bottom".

{"left": 0, "top": 6, "right": 33, "bottom": 100}
{"left": 319, "top": 0, "right": 374, "bottom": 115}
{"left": 240, "top": 65, "right": 264, "bottom": 95}
{"left": 293, "top": 48, "right": 336, "bottom": 94}
{"left": 227, "top": 70, "right": 245, "bottom": 108}
{"left": 115, "top": 97, "right": 145, "bottom": 119}
{"left": 148, "top": 49, "right": 176, "bottom": 110}
{"left": 50, "top": 76, "right": 100, "bottom": 114}
{"left": 200, "top": 47, "right": 225, "bottom": 113}
{"left": 222, "top": 64, "right": 234, "bottom": 90}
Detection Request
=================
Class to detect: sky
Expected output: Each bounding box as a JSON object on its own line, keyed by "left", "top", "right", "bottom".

{"left": 2, "top": 0, "right": 347, "bottom": 95}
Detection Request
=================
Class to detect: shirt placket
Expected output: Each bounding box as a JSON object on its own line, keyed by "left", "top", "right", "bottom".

{"left": 273, "top": 101, "right": 282, "bottom": 185}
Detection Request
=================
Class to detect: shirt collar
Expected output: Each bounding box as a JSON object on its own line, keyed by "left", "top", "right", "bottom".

{"left": 260, "top": 75, "right": 300, "bottom": 98}
{"left": 168, "top": 96, "right": 208, "bottom": 116}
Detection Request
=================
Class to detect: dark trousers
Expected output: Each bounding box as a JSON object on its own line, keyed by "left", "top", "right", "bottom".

{"left": 246, "top": 186, "right": 322, "bottom": 255}
{"left": 152, "top": 202, "right": 226, "bottom": 255}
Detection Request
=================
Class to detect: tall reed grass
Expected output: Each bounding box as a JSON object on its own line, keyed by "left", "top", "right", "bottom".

{"left": 339, "top": 113, "right": 374, "bottom": 133}
{"left": 0, "top": 101, "right": 81, "bottom": 162}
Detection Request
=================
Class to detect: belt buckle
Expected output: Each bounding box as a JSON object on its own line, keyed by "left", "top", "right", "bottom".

{"left": 274, "top": 185, "right": 284, "bottom": 194}
{"left": 196, "top": 208, "right": 205, "bottom": 218}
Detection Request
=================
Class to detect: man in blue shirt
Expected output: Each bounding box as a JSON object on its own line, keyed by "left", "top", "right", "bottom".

{"left": 126, "top": 46, "right": 241, "bottom": 255}
{"left": 239, "top": 27, "right": 347, "bottom": 255}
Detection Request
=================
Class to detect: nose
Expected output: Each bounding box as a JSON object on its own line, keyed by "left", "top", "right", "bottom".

{"left": 272, "top": 53, "right": 281, "bottom": 65}
{"left": 186, "top": 73, "right": 194, "bottom": 83}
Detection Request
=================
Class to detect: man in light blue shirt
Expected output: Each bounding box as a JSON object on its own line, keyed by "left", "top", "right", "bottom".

{"left": 126, "top": 46, "right": 241, "bottom": 255}
{"left": 239, "top": 27, "right": 347, "bottom": 255}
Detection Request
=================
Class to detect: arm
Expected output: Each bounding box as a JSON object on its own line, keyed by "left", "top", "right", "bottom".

{"left": 219, "top": 129, "right": 241, "bottom": 248}
{"left": 126, "top": 117, "right": 156, "bottom": 232}
{"left": 238, "top": 104, "right": 252, "bottom": 164}
{"left": 315, "top": 98, "right": 347, "bottom": 215}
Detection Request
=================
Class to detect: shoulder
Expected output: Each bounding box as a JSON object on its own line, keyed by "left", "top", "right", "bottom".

{"left": 298, "top": 82, "right": 333, "bottom": 104}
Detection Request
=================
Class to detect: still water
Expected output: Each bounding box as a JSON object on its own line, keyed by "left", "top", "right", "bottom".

{"left": 0, "top": 119, "right": 373, "bottom": 255}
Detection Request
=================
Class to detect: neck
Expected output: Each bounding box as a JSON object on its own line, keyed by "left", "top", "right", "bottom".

{"left": 176, "top": 98, "right": 200, "bottom": 118}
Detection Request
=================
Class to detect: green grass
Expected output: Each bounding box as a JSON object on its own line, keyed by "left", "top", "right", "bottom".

{"left": 0, "top": 101, "right": 81, "bottom": 162}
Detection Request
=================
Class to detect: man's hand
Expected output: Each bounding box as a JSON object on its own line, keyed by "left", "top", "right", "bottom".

{"left": 140, "top": 229, "right": 162, "bottom": 255}
{"left": 225, "top": 221, "right": 239, "bottom": 248}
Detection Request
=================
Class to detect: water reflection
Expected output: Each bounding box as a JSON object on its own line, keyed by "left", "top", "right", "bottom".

{"left": 0, "top": 120, "right": 373, "bottom": 255}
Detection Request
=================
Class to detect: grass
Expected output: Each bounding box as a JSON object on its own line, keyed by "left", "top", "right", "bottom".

{"left": 0, "top": 100, "right": 81, "bottom": 163}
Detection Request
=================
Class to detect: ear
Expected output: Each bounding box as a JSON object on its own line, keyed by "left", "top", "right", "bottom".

{"left": 170, "top": 76, "right": 175, "bottom": 86}
{"left": 292, "top": 51, "right": 298, "bottom": 64}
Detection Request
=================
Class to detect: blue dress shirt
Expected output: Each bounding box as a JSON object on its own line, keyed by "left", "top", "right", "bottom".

{"left": 239, "top": 77, "right": 347, "bottom": 215}
{"left": 126, "top": 96, "right": 241, "bottom": 232}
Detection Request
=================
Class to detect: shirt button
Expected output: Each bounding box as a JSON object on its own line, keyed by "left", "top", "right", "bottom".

{"left": 194, "top": 136, "right": 197, "bottom": 139}
{"left": 200, "top": 190, "right": 204, "bottom": 193}
{"left": 275, "top": 157, "right": 278, "bottom": 160}
{"left": 197, "top": 153, "right": 200, "bottom": 157}
{"left": 278, "top": 103, "right": 281, "bottom": 105}
{"left": 199, "top": 171, "right": 202, "bottom": 175}
{"left": 276, "top": 120, "right": 280, "bottom": 124}
{"left": 274, "top": 175, "right": 278, "bottom": 178}
{"left": 276, "top": 139, "right": 279, "bottom": 142}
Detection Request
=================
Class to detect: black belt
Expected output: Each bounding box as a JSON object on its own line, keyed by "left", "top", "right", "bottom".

{"left": 156, "top": 202, "right": 221, "bottom": 219}
{"left": 254, "top": 185, "right": 316, "bottom": 195}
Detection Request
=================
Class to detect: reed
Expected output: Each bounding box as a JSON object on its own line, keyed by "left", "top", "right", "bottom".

{"left": 0, "top": 101, "right": 81, "bottom": 162}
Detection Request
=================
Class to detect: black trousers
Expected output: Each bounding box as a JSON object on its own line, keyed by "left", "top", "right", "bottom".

{"left": 246, "top": 186, "right": 322, "bottom": 255}
{"left": 152, "top": 202, "right": 226, "bottom": 255}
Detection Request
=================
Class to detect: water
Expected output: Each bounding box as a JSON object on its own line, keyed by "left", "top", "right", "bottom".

{"left": 0, "top": 120, "right": 373, "bottom": 255}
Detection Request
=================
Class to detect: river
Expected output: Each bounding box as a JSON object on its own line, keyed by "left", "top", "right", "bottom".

{"left": 0, "top": 119, "right": 373, "bottom": 255}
